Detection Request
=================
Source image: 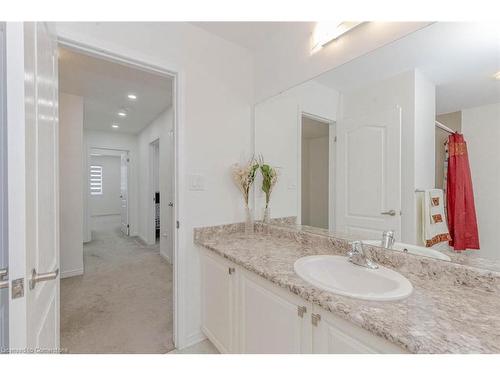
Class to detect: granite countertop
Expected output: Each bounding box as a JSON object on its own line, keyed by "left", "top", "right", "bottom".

{"left": 195, "top": 226, "right": 500, "bottom": 354}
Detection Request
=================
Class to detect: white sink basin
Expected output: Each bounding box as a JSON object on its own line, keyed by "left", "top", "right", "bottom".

{"left": 294, "top": 255, "right": 413, "bottom": 301}
{"left": 363, "top": 240, "right": 451, "bottom": 261}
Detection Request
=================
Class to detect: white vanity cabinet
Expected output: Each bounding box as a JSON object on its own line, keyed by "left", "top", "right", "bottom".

{"left": 238, "top": 267, "right": 312, "bottom": 353}
{"left": 200, "top": 248, "right": 407, "bottom": 354}
{"left": 200, "top": 250, "right": 238, "bottom": 353}
{"left": 310, "top": 306, "right": 406, "bottom": 353}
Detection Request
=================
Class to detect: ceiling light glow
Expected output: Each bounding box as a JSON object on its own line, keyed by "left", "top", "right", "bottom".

{"left": 312, "top": 21, "right": 364, "bottom": 53}
{"left": 117, "top": 111, "right": 127, "bottom": 117}
{"left": 494, "top": 71, "right": 500, "bottom": 80}
{"left": 112, "top": 124, "right": 119, "bottom": 129}
{"left": 127, "top": 93, "right": 137, "bottom": 100}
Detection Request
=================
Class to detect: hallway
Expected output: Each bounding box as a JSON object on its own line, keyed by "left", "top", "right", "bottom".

{"left": 61, "top": 215, "right": 174, "bottom": 353}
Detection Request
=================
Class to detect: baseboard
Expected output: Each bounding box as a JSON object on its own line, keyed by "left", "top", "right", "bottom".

{"left": 61, "top": 268, "right": 84, "bottom": 279}
{"left": 181, "top": 330, "right": 207, "bottom": 351}
{"left": 160, "top": 251, "right": 171, "bottom": 264}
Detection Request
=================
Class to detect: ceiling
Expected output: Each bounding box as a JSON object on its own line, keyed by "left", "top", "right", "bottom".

{"left": 59, "top": 47, "right": 173, "bottom": 134}
{"left": 191, "top": 22, "right": 301, "bottom": 51}
{"left": 314, "top": 22, "right": 500, "bottom": 115}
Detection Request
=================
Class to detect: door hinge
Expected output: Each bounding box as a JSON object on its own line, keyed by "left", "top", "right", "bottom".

{"left": 228, "top": 267, "right": 236, "bottom": 275}
{"left": 311, "top": 313, "right": 321, "bottom": 326}
{"left": 297, "top": 305, "right": 307, "bottom": 318}
{"left": 127, "top": 224, "right": 130, "bottom": 228}
{"left": 176, "top": 221, "right": 180, "bottom": 229}
{"left": 334, "top": 136, "right": 337, "bottom": 142}
{"left": 12, "top": 278, "right": 24, "bottom": 299}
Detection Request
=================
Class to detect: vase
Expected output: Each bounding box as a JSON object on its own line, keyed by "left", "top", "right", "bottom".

{"left": 263, "top": 204, "right": 271, "bottom": 224}
{"left": 244, "top": 205, "right": 254, "bottom": 234}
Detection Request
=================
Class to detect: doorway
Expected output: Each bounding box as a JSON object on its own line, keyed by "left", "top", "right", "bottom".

{"left": 300, "top": 114, "right": 333, "bottom": 229}
{"left": 58, "top": 45, "right": 177, "bottom": 353}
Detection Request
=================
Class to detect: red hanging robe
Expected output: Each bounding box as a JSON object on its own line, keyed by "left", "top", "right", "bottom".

{"left": 446, "top": 133, "right": 480, "bottom": 251}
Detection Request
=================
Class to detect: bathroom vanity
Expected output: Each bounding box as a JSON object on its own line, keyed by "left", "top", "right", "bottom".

{"left": 195, "top": 223, "right": 500, "bottom": 354}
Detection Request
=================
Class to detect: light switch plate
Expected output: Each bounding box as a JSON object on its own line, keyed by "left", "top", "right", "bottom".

{"left": 189, "top": 174, "right": 206, "bottom": 191}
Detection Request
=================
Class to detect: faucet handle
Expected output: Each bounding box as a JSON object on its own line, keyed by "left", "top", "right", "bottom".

{"left": 349, "top": 241, "right": 364, "bottom": 255}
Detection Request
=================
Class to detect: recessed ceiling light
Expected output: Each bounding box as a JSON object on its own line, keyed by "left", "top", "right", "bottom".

{"left": 117, "top": 111, "right": 127, "bottom": 117}
{"left": 494, "top": 71, "right": 500, "bottom": 80}
{"left": 127, "top": 93, "right": 137, "bottom": 100}
{"left": 112, "top": 124, "right": 119, "bottom": 129}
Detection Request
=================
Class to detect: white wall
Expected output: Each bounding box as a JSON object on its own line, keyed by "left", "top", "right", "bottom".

{"left": 59, "top": 93, "right": 84, "bottom": 278}
{"left": 89, "top": 155, "right": 121, "bottom": 216}
{"left": 253, "top": 22, "right": 431, "bottom": 102}
{"left": 55, "top": 22, "right": 254, "bottom": 348}
{"left": 340, "top": 70, "right": 435, "bottom": 243}
{"left": 254, "top": 80, "right": 339, "bottom": 220}
{"left": 462, "top": 102, "right": 500, "bottom": 260}
{"left": 84, "top": 129, "right": 139, "bottom": 241}
{"left": 137, "top": 108, "right": 174, "bottom": 264}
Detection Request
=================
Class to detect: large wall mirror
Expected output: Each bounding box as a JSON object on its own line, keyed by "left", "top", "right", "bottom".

{"left": 254, "top": 22, "right": 500, "bottom": 272}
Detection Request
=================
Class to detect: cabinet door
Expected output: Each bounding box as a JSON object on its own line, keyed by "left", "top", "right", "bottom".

{"left": 200, "top": 251, "right": 237, "bottom": 353}
{"left": 311, "top": 306, "right": 406, "bottom": 354}
{"left": 239, "top": 270, "right": 311, "bottom": 353}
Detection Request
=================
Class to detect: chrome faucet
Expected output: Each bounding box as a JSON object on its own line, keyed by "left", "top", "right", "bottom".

{"left": 348, "top": 241, "right": 378, "bottom": 269}
{"left": 381, "top": 230, "right": 395, "bottom": 249}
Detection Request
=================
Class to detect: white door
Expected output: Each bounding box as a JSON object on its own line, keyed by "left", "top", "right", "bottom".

{"left": 120, "top": 153, "right": 129, "bottom": 236}
{"left": 161, "top": 123, "right": 175, "bottom": 262}
{"left": 7, "top": 22, "right": 60, "bottom": 352}
{"left": 336, "top": 107, "right": 401, "bottom": 240}
{"left": 0, "top": 22, "right": 8, "bottom": 353}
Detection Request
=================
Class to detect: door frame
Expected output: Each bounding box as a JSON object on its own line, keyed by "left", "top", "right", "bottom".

{"left": 86, "top": 147, "right": 129, "bottom": 240}
{"left": 56, "top": 37, "right": 182, "bottom": 348}
{"left": 297, "top": 110, "right": 336, "bottom": 231}
{"left": 148, "top": 138, "right": 160, "bottom": 245}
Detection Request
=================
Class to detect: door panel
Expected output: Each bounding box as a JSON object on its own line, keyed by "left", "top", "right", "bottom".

{"left": 200, "top": 251, "right": 236, "bottom": 353}
{"left": 239, "top": 270, "right": 311, "bottom": 354}
{"left": 7, "top": 22, "right": 59, "bottom": 352}
{"left": 120, "top": 153, "right": 129, "bottom": 235}
{"left": 0, "top": 22, "right": 8, "bottom": 352}
{"left": 336, "top": 107, "right": 401, "bottom": 239}
{"left": 25, "top": 22, "right": 60, "bottom": 351}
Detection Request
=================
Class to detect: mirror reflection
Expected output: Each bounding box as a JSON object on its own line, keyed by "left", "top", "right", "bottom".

{"left": 254, "top": 22, "right": 500, "bottom": 271}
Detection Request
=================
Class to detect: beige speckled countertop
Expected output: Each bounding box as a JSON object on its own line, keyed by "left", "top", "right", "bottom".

{"left": 194, "top": 224, "right": 500, "bottom": 354}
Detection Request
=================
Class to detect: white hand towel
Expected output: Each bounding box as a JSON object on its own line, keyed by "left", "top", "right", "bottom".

{"left": 422, "top": 189, "right": 452, "bottom": 247}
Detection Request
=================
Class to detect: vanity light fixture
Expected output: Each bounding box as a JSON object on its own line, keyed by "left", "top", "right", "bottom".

{"left": 117, "top": 110, "right": 127, "bottom": 117}
{"left": 127, "top": 93, "right": 137, "bottom": 100}
{"left": 312, "top": 21, "right": 364, "bottom": 53}
{"left": 494, "top": 71, "right": 500, "bottom": 80}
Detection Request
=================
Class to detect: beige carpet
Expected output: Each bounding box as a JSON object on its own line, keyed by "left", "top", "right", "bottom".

{"left": 61, "top": 215, "right": 174, "bottom": 354}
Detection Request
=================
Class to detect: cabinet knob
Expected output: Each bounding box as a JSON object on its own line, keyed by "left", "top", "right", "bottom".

{"left": 297, "top": 305, "right": 307, "bottom": 318}
{"left": 311, "top": 313, "right": 321, "bottom": 326}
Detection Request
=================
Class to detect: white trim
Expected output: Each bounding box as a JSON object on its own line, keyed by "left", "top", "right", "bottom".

{"left": 147, "top": 138, "right": 160, "bottom": 246}
{"left": 61, "top": 268, "right": 84, "bottom": 279}
{"left": 56, "top": 37, "right": 183, "bottom": 349}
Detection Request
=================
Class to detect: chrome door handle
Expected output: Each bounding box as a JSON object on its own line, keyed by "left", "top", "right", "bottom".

{"left": 0, "top": 268, "right": 7, "bottom": 289}
{"left": 381, "top": 210, "right": 396, "bottom": 216}
{"left": 29, "top": 268, "right": 59, "bottom": 290}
